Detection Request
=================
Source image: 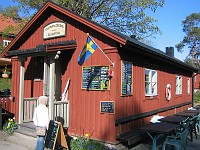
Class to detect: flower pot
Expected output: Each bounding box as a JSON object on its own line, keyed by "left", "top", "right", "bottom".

{"left": 2, "top": 73, "right": 9, "bottom": 78}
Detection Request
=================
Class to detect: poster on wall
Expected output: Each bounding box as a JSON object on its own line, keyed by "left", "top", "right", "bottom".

{"left": 100, "top": 101, "right": 115, "bottom": 114}
{"left": 121, "top": 61, "right": 133, "bottom": 96}
{"left": 82, "top": 66, "right": 110, "bottom": 90}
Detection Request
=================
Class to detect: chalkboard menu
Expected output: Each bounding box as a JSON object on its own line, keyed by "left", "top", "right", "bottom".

{"left": 45, "top": 120, "right": 59, "bottom": 149}
{"left": 100, "top": 101, "right": 115, "bottom": 114}
{"left": 82, "top": 66, "right": 110, "bottom": 90}
{"left": 121, "top": 61, "right": 133, "bottom": 96}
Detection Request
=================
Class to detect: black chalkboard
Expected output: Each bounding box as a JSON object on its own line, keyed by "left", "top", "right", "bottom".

{"left": 100, "top": 101, "right": 115, "bottom": 114}
{"left": 121, "top": 61, "right": 132, "bottom": 96}
{"left": 44, "top": 120, "right": 59, "bottom": 149}
{"left": 82, "top": 66, "right": 110, "bottom": 90}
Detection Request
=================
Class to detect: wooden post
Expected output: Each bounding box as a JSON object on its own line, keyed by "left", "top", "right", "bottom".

{"left": 18, "top": 56, "right": 26, "bottom": 124}
{"left": 49, "top": 58, "right": 55, "bottom": 120}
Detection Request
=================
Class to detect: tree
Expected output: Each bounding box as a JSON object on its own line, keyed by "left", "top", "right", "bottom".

{"left": 13, "top": 0, "right": 164, "bottom": 40}
{"left": 0, "top": 5, "right": 29, "bottom": 54}
{"left": 176, "top": 12, "right": 200, "bottom": 67}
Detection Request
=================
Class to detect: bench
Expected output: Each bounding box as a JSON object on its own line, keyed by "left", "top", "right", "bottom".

{"left": 116, "top": 129, "right": 148, "bottom": 147}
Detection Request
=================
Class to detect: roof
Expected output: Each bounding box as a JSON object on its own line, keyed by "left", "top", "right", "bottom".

{"left": 0, "top": 14, "right": 20, "bottom": 35}
{"left": 1, "top": 1, "right": 199, "bottom": 73}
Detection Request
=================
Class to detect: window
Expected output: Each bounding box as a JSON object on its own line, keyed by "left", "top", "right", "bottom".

{"left": 176, "top": 75, "right": 182, "bottom": 94}
{"left": 3, "top": 40, "right": 11, "bottom": 47}
{"left": 145, "top": 69, "right": 157, "bottom": 96}
{"left": 188, "top": 78, "right": 190, "bottom": 95}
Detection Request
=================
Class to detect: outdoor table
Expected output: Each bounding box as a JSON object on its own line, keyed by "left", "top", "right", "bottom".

{"left": 184, "top": 109, "right": 200, "bottom": 113}
{"left": 140, "top": 122, "right": 180, "bottom": 150}
{"left": 159, "top": 115, "right": 188, "bottom": 124}
{"left": 194, "top": 105, "right": 200, "bottom": 110}
{"left": 175, "top": 111, "right": 199, "bottom": 118}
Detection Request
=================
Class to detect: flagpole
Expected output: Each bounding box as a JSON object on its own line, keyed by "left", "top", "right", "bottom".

{"left": 88, "top": 34, "right": 114, "bottom": 66}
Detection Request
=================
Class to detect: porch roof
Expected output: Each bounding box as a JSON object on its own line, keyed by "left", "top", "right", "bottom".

{"left": 6, "top": 40, "right": 77, "bottom": 57}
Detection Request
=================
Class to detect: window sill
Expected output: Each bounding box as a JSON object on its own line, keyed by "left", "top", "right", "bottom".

{"left": 145, "top": 94, "right": 158, "bottom": 97}
{"left": 145, "top": 94, "right": 158, "bottom": 100}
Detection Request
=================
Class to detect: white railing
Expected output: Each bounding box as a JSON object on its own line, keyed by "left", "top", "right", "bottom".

{"left": 23, "top": 97, "right": 38, "bottom": 122}
{"left": 23, "top": 97, "right": 69, "bottom": 127}
{"left": 53, "top": 100, "right": 69, "bottom": 128}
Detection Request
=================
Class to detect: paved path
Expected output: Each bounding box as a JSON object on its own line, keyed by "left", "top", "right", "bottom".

{"left": 0, "top": 131, "right": 36, "bottom": 150}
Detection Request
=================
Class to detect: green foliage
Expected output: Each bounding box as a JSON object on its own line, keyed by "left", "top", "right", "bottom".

{"left": 176, "top": 12, "right": 200, "bottom": 55}
{"left": 13, "top": 0, "right": 164, "bottom": 40}
{"left": 3, "top": 118, "right": 18, "bottom": 134}
{"left": 0, "top": 78, "right": 11, "bottom": 91}
{"left": 194, "top": 91, "right": 200, "bottom": 103}
{"left": 70, "top": 137, "right": 107, "bottom": 150}
{"left": 0, "top": 5, "right": 29, "bottom": 36}
{"left": 184, "top": 57, "right": 197, "bottom": 68}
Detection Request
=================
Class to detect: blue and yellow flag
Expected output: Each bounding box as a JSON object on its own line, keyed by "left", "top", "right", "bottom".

{"left": 78, "top": 35, "right": 98, "bottom": 65}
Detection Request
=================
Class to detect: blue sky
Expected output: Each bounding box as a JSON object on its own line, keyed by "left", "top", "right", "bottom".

{"left": 1, "top": 0, "right": 199, "bottom": 61}
{"left": 148, "top": 0, "right": 200, "bottom": 61}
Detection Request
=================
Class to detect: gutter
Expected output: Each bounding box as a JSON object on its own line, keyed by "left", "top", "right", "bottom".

{"left": 192, "top": 72, "right": 200, "bottom": 107}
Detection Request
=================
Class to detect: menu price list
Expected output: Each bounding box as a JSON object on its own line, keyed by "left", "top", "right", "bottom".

{"left": 100, "top": 101, "right": 115, "bottom": 114}
{"left": 82, "top": 66, "right": 110, "bottom": 90}
{"left": 44, "top": 120, "right": 59, "bottom": 149}
{"left": 121, "top": 61, "right": 132, "bottom": 95}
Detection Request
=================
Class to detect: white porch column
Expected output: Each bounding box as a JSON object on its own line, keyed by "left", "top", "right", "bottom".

{"left": 18, "top": 56, "right": 26, "bottom": 124}
{"left": 49, "top": 58, "right": 55, "bottom": 120}
{"left": 43, "top": 57, "right": 48, "bottom": 96}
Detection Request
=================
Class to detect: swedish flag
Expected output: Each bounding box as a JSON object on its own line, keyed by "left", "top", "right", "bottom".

{"left": 78, "top": 35, "right": 98, "bottom": 65}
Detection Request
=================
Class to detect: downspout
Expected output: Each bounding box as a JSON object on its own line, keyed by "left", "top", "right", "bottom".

{"left": 192, "top": 74, "right": 195, "bottom": 107}
{"left": 192, "top": 72, "right": 200, "bottom": 107}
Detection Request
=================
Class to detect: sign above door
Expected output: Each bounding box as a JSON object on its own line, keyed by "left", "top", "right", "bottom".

{"left": 43, "top": 21, "right": 66, "bottom": 39}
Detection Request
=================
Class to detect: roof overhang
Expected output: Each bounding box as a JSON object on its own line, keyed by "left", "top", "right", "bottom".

{"left": 0, "top": 58, "right": 11, "bottom": 66}
{"left": 6, "top": 40, "right": 77, "bottom": 58}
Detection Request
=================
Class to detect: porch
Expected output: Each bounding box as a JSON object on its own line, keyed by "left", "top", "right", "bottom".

{"left": 0, "top": 96, "right": 69, "bottom": 130}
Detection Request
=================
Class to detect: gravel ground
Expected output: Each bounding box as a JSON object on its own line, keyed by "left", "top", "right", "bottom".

{"left": 0, "top": 130, "right": 36, "bottom": 150}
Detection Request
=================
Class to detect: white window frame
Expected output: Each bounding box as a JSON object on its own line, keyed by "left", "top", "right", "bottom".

{"left": 176, "top": 75, "right": 182, "bottom": 95}
{"left": 3, "top": 40, "right": 11, "bottom": 47}
{"left": 187, "top": 78, "right": 190, "bottom": 95}
{"left": 145, "top": 69, "right": 157, "bottom": 96}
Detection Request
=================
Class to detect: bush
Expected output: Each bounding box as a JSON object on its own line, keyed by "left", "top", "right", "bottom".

{"left": 0, "top": 78, "right": 11, "bottom": 91}
{"left": 70, "top": 134, "right": 117, "bottom": 150}
{"left": 194, "top": 91, "right": 200, "bottom": 103}
{"left": 3, "top": 117, "right": 18, "bottom": 134}
{"left": 70, "top": 137, "right": 106, "bottom": 150}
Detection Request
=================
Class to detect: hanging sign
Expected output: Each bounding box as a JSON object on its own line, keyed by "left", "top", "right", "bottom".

{"left": 100, "top": 101, "right": 115, "bottom": 114}
{"left": 43, "top": 21, "right": 66, "bottom": 39}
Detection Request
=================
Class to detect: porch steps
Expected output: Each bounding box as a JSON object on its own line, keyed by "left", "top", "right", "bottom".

{"left": 15, "top": 122, "right": 36, "bottom": 138}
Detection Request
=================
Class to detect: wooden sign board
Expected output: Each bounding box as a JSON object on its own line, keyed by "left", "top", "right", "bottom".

{"left": 100, "top": 101, "right": 115, "bottom": 114}
{"left": 44, "top": 120, "right": 68, "bottom": 150}
{"left": 121, "top": 61, "right": 133, "bottom": 96}
{"left": 82, "top": 66, "right": 110, "bottom": 90}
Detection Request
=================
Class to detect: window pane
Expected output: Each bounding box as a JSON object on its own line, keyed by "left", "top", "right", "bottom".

{"left": 145, "top": 69, "right": 157, "bottom": 95}
{"left": 145, "top": 70, "right": 150, "bottom": 82}
{"left": 145, "top": 82, "right": 150, "bottom": 94}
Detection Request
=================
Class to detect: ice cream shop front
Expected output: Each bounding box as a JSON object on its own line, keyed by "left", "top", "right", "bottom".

{"left": 1, "top": 1, "right": 198, "bottom": 148}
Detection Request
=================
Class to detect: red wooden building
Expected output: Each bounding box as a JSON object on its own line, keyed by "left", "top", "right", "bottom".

{"left": 0, "top": 14, "right": 20, "bottom": 78}
{"left": 194, "top": 74, "right": 200, "bottom": 92}
{"left": 1, "top": 1, "right": 199, "bottom": 147}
